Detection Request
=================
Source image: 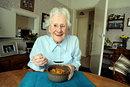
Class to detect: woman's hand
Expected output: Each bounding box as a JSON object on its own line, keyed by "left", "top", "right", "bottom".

{"left": 32, "top": 53, "right": 48, "bottom": 67}
{"left": 65, "top": 64, "right": 75, "bottom": 80}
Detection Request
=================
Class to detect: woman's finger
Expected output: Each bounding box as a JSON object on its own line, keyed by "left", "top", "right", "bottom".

{"left": 35, "top": 57, "right": 48, "bottom": 66}
{"left": 65, "top": 64, "right": 75, "bottom": 80}
{"left": 32, "top": 54, "right": 48, "bottom": 67}
{"left": 33, "top": 56, "right": 41, "bottom": 61}
{"left": 68, "top": 72, "right": 73, "bottom": 80}
{"left": 68, "top": 69, "right": 74, "bottom": 80}
{"left": 41, "top": 58, "right": 48, "bottom": 65}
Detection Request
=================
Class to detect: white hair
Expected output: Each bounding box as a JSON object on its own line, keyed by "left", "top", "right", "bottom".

{"left": 44, "top": 7, "right": 71, "bottom": 30}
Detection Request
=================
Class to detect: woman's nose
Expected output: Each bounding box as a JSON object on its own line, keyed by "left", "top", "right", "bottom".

{"left": 56, "top": 27, "right": 62, "bottom": 32}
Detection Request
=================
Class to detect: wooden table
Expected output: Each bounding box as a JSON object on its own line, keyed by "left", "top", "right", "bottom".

{"left": 0, "top": 69, "right": 129, "bottom": 87}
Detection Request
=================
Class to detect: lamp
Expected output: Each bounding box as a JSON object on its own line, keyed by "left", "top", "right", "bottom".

{"left": 79, "top": 12, "right": 85, "bottom": 16}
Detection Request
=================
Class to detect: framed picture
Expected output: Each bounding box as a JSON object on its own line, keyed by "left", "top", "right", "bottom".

{"left": 127, "top": 18, "right": 130, "bottom": 27}
{"left": 41, "top": 13, "right": 49, "bottom": 30}
{"left": 113, "top": 42, "right": 123, "bottom": 49}
{"left": 112, "top": 43, "right": 117, "bottom": 49}
{"left": 20, "top": 0, "right": 35, "bottom": 12}
{"left": 0, "top": 41, "right": 18, "bottom": 57}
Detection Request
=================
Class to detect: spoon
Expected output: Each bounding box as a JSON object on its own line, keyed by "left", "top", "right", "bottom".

{"left": 48, "top": 58, "right": 64, "bottom": 63}
{"left": 53, "top": 61, "right": 64, "bottom": 63}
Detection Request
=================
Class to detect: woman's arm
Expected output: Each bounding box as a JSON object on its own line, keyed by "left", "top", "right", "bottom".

{"left": 27, "top": 38, "right": 47, "bottom": 71}
{"left": 71, "top": 36, "right": 82, "bottom": 71}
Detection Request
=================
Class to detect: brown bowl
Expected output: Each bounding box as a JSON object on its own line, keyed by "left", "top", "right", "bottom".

{"left": 46, "top": 65, "right": 70, "bottom": 83}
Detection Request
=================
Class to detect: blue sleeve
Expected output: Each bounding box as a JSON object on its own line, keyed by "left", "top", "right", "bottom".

{"left": 27, "top": 38, "right": 45, "bottom": 71}
{"left": 71, "top": 36, "right": 82, "bottom": 71}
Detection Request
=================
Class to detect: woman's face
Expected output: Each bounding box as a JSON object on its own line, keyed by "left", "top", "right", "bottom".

{"left": 49, "top": 14, "right": 68, "bottom": 44}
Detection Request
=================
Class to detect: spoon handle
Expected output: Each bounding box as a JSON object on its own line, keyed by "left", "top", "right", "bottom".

{"left": 53, "top": 61, "right": 64, "bottom": 63}
{"left": 47, "top": 58, "right": 64, "bottom": 63}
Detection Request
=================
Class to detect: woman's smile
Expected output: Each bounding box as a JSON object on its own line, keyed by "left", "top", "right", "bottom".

{"left": 54, "top": 33, "right": 63, "bottom": 37}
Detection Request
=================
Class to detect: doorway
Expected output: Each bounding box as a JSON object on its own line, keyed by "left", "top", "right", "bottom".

{"left": 76, "top": 9, "right": 94, "bottom": 57}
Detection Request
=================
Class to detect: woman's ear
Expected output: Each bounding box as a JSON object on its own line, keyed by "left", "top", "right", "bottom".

{"left": 49, "top": 26, "right": 51, "bottom": 33}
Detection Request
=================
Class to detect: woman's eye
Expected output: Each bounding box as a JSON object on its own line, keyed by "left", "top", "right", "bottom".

{"left": 61, "top": 25, "right": 65, "bottom": 28}
{"left": 53, "top": 24, "right": 57, "bottom": 27}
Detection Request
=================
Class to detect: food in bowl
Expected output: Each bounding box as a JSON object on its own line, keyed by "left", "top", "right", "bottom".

{"left": 50, "top": 68, "right": 67, "bottom": 74}
{"left": 46, "top": 65, "right": 70, "bottom": 83}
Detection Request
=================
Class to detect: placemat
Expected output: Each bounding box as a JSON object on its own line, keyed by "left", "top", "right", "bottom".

{"left": 19, "top": 71, "right": 95, "bottom": 87}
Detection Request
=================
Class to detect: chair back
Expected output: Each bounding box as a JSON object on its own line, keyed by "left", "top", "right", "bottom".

{"left": 112, "top": 49, "right": 130, "bottom": 62}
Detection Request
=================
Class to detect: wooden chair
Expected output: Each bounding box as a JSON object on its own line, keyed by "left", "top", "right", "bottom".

{"left": 112, "top": 49, "right": 130, "bottom": 86}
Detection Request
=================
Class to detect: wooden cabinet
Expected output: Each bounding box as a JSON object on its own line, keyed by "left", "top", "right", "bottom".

{"left": 113, "top": 49, "right": 130, "bottom": 62}
{"left": 103, "top": 47, "right": 115, "bottom": 58}
{"left": 0, "top": 61, "right": 10, "bottom": 72}
{"left": 107, "top": 14, "right": 125, "bottom": 31}
{"left": 0, "top": 54, "right": 29, "bottom": 72}
{"left": 0, "top": 7, "right": 16, "bottom": 37}
{"left": 103, "top": 53, "right": 113, "bottom": 59}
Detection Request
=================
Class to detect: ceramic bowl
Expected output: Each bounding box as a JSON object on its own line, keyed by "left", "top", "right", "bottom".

{"left": 46, "top": 65, "right": 70, "bottom": 83}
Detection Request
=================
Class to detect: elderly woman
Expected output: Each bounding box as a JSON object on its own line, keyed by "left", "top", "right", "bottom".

{"left": 28, "top": 7, "right": 81, "bottom": 80}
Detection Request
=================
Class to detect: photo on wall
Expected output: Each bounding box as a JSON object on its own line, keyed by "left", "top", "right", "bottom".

{"left": 41, "top": 13, "right": 49, "bottom": 30}
{"left": 20, "top": 0, "right": 35, "bottom": 12}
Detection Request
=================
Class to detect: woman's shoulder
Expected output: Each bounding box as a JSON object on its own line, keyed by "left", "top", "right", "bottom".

{"left": 37, "top": 35, "right": 50, "bottom": 40}
{"left": 67, "top": 35, "right": 78, "bottom": 40}
{"left": 66, "top": 35, "right": 79, "bottom": 46}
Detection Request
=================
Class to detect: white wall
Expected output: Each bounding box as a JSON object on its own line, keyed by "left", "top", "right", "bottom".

{"left": 28, "top": 18, "right": 34, "bottom": 30}
{"left": 56, "top": 0, "right": 130, "bottom": 10}
{"left": 108, "top": 0, "right": 130, "bottom": 9}
{"left": 106, "top": 7, "right": 130, "bottom": 49}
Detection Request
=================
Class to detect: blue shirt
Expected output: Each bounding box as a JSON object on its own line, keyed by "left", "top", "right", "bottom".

{"left": 28, "top": 35, "right": 81, "bottom": 71}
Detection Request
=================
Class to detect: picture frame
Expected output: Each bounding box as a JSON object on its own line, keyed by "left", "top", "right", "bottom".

{"left": 41, "top": 13, "right": 49, "bottom": 30}
{"left": 0, "top": 41, "right": 18, "bottom": 57}
{"left": 112, "top": 43, "right": 117, "bottom": 49}
{"left": 113, "top": 42, "right": 123, "bottom": 49}
{"left": 20, "top": 0, "right": 35, "bottom": 12}
{"left": 127, "top": 18, "right": 130, "bottom": 27}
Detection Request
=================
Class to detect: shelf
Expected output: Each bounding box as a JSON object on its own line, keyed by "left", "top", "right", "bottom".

{"left": 107, "top": 14, "right": 125, "bottom": 31}
{"left": 103, "top": 53, "right": 113, "bottom": 59}
{"left": 108, "top": 19, "right": 124, "bottom": 21}
{"left": 107, "top": 28, "right": 123, "bottom": 31}
{"left": 107, "top": 28, "right": 123, "bottom": 29}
